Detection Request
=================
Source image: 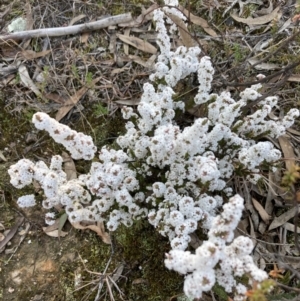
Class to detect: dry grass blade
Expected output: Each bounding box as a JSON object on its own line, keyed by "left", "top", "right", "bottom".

{"left": 55, "top": 77, "right": 101, "bottom": 121}
{"left": 107, "top": 275, "right": 125, "bottom": 300}
{"left": 76, "top": 253, "right": 125, "bottom": 301}
{"left": 230, "top": 6, "right": 281, "bottom": 25}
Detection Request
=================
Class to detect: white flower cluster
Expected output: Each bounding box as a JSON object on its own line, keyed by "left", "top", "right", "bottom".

{"left": 32, "top": 112, "right": 97, "bottom": 160}
{"left": 164, "top": 195, "right": 268, "bottom": 300}
{"left": 8, "top": 1, "right": 299, "bottom": 300}
{"left": 148, "top": 188, "right": 223, "bottom": 250}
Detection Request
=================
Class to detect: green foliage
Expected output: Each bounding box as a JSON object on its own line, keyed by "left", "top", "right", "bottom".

{"left": 246, "top": 279, "right": 276, "bottom": 301}
{"left": 212, "top": 283, "right": 228, "bottom": 301}
{"left": 93, "top": 102, "right": 108, "bottom": 116}
{"left": 71, "top": 64, "right": 79, "bottom": 80}
{"left": 85, "top": 71, "right": 93, "bottom": 87}
{"left": 24, "top": 109, "right": 35, "bottom": 121}
{"left": 268, "top": 292, "right": 297, "bottom": 300}
{"left": 232, "top": 43, "right": 244, "bottom": 62}
{"left": 282, "top": 164, "right": 300, "bottom": 187}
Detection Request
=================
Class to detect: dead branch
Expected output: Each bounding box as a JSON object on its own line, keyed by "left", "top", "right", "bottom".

{"left": 0, "top": 13, "right": 132, "bottom": 41}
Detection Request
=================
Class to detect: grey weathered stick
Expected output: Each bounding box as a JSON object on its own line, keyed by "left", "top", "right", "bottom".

{"left": 0, "top": 13, "right": 132, "bottom": 41}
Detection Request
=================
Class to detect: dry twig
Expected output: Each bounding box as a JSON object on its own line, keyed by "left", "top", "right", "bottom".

{"left": 0, "top": 14, "right": 132, "bottom": 41}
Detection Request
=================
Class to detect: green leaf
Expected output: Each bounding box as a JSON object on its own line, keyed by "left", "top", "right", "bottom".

{"left": 58, "top": 213, "right": 68, "bottom": 239}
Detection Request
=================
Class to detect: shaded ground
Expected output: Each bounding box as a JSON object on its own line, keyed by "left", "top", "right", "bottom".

{"left": 1, "top": 0, "right": 300, "bottom": 300}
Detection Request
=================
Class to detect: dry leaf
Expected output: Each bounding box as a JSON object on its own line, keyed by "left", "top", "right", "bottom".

{"left": 248, "top": 216, "right": 256, "bottom": 247}
{"left": 278, "top": 18, "right": 292, "bottom": 33}
{"left": 43, "top": 93, "right": 65, "bottom": 104}
{"left": 237, "top": 218, "right": 249, "bottom": 234}
{"left": 18, "top": 64, "right": 41, "bottom": 97}
{"left": 132, "top": 278, "right": 148, "bottom": 285}
{"left": 72, "top": 15, "right": 89, "bottom": 44}
{"left": 278, "top": 136, "right": 295, "bottom": 172}
{"left": 119, "top": 3, "right": 158, "bottom": 27}
{"left": 42, "top": 213, "right": 68, "bottom": 239}
{"left": 0, "top": 217, "right": 24, "bottom": 252}
{"left": 114, "top": 99, "right": 140, "bottom": 105}
{"left": 128, "top": 54, "right": 156, "bottom": 68}
{"left": 283, "top": 222, "right": 300, "bottom": 233}
{"left": 256, "top": 0, "right": 273, "bottom": 15}
{"left": 55, "top": 77, "right": 101, "bottom": 121}
{"left": 167, "top": 13, "right": 194, "bottom": 47}
{"left": 269, "top": 207, "right": 300, "bottom": 231}
{"left": 80, "top": 32, "right": 89, "bottom": 44}
{"left": 265, "top": 171, "right": 277, "bottom": 214}
{"left": 43, "top": 219, "right": 61, "bottom": 232}
{"left": 179, "top": 6, "right": 217, "bottom": 37}
{"left": 252, "top": 198, "right": 271, "bottom": 224}
{"left": 116, "top": 34, "right": 157, "bottom": 54}
{"left": 0, "top": 40, "right": 19, "bottom": 58}
{"left": 62, "top": 152, "right": 77, "bottom": 180}
{"left": 109, "top": 34, "right": 116, "bottom": 54}
{"left": 18, "top": 222, "right": 30, "bottom": 236}
{"left": 0, "top": 0, "right": 15, "bottom": 22}
{"left": 287, "top": 127, "right": 300, "bottom": 136}
{"left": 69, "top": 14, "right": 86, "bottom": 26}
{"left": 25, "top": 0, "right": 34, "bottom": 30}
{"left": 123, "top": 28, "right": 130, "bottom": 55}
{"left": 20, "top": 49, "right": 51, "bottom": 60}
{"left": 292, "top": 14, "right": 300, "bottom": 23}
{"left": 231, "top": 6, "right": 280, "bottom": 25}
{"left": 0, "top": 223, "right": 5, "bottom": 231}
{"left": 0, "top": 150, "right": 7, "bottom": 162}
{"left": 128, "top": 55, "right": 148, "bottom": 68}
{"left": 111, "top": 66, "right": 130, "bottom": 75}
{"left": 288, "top": 74, "right": 300, "bottom": 82}
{"left": 71, "top": 221, "right": 111, "bottom": 244}
{"left": 112, "top": 264, "right": 124, "bottom": 282}
{"left": 22, "top": 0, "right": 34, "bottom": 49}
{"left": 248, "top": 58, "right": 280, "bottom": 70}
{"left": 297, "top": 190, "right": 300, "bottom": 203}
{"left": 42, "top": 229, "right": 68, "bottom": 238}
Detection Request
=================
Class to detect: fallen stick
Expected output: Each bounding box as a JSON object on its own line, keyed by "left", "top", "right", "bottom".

{"left": 0, "top": 13, "right": 132, "bottom": 41}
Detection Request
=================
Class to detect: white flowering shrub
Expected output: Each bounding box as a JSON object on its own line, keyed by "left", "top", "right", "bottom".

{"left": 8, "top": 1, "right": 299, "bottom": 300}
